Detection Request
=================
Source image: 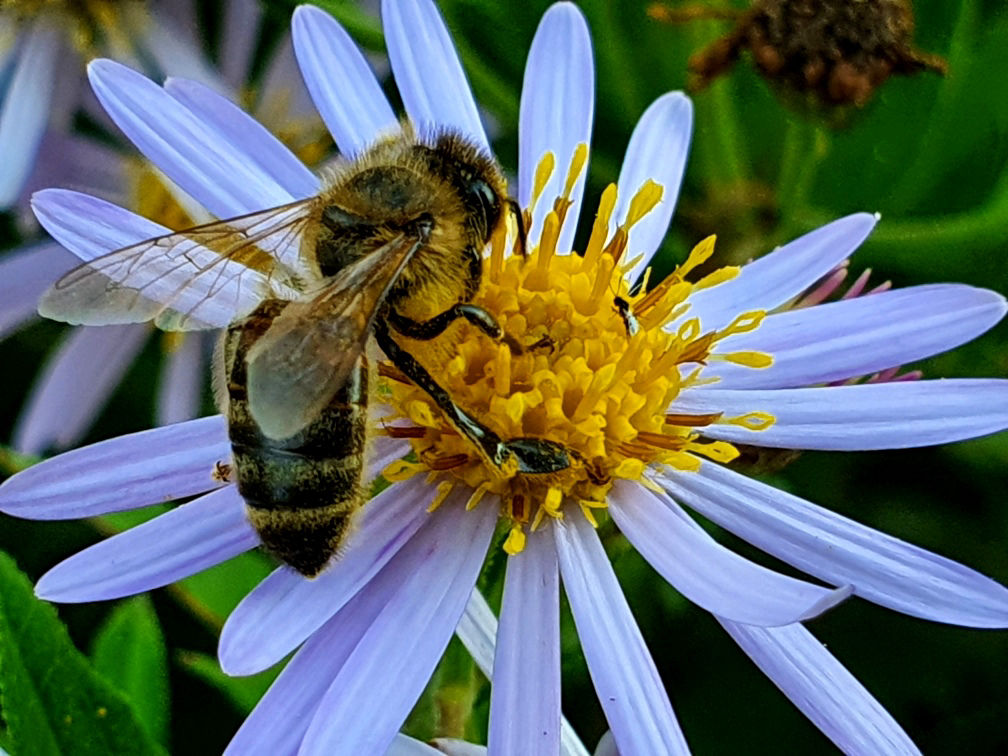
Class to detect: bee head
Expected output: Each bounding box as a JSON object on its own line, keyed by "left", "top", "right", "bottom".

{"left": 427, "top": 132, "right": 509, "bottom": 245}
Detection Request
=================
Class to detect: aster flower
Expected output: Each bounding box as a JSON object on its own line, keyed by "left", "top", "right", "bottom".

{"left": 1, "top": 0, "right": 330, "bottom": 454}
{"left": 4, "top": 1, "right": 1008, "bottom": 754}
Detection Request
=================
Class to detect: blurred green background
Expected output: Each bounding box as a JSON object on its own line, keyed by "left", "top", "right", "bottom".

{"left": 1, "top": 0, "right": 1007, "bottom": 752}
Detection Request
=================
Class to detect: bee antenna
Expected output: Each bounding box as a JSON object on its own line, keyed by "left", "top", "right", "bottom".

{"left": 508, "top": 199, "right": 528, "bottom": 257}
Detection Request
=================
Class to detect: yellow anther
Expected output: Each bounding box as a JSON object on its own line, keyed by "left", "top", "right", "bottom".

{"left": 578, "top": 501, "right": 600, "bottom": 527}
{"left": 494, "top": 343, "right": 511, "bottom": 397}
{"left": 465, "top": 482, "right": 490, "bottom": 511}
{"left": 503, "top": 525, "right": 526, "bottom": 555}
{"left": 563, "top": 143, "right": 590, "bottom": 200}
{"left": 542, "top": 487, "right": 564, "bottom": 515}
{"left": 717, "top": 310, "right": 765, "bottom": 338}
{"left": 583, "top": 183, "right": 618, "bottom": 268}
{"left": 427, "top": 481, "right": 454, "bottom": 513}
{"left": 686, "top": 440, "right": 740, "bottom": 463}
{"left": 624, "top": 180, "right": 664, "bottom": 229}
{"left": 676, "top": 235, "right": 716, "bottom": 279}
{"left": 406, "top": 400, "right": 436, "bottom": 426}
{"left": 727, "top": 411, "right": 776, "bottom": 431}
{"left": 537, "top": 211, "right": 561, "bottom": 271}
{"left": 382, "top": 459, "right": 422, "bottom": 482}
{"left": 676, "top": 317, "right": 701, "bottom": 342}
{"left": 694, "top": 266, "right": 739, "bottom": 291}
{"left": 715, "top": 351, "right": 774, "bottom": 368}
{"left": 531, "top": 151, "right": 556, "bottom": 212}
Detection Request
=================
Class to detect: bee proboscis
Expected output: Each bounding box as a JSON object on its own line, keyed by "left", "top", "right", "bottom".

{"left": 40, "top": 129, "right": 570, "bottom": 576}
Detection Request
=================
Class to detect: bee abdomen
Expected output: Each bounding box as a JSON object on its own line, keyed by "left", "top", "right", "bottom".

{"left": 225, "top": 300, "right": 369, "bottom": 577}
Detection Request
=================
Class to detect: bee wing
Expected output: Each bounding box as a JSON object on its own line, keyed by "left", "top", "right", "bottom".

{"left": 245, "top": 231, "right": 424, "bottom": 440}
{"left": 38, "top": 199, "right": 322, "bottom": 331}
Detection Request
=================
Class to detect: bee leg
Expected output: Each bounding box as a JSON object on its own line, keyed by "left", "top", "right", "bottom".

{"left": 376, "top": 316, "right": 570, "bottom": 474}
{"left": 388, "top": 305, "right": 550, "bottom": 354}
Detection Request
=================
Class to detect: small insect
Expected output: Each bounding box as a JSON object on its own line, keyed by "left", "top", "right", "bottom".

{"left": 613, "top": 295, "right": 640, "bottom": 337}
{"left": 40, "top": 128, "right": 570, "bottom": 577}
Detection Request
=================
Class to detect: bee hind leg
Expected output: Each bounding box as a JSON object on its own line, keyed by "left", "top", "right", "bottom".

{"left": 387, "top": 305, "right": 549, "bottom": 354}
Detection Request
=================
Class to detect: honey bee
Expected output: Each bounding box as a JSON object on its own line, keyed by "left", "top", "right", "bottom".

{"left": 39, "top": 129, "right": 571, "bottom": 577}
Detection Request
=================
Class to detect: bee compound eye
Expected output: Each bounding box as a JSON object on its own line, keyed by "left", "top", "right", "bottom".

{"left": 469, "top": 179, "right": 500, "bottom": 237}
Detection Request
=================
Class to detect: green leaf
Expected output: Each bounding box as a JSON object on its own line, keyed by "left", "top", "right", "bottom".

{"left": 0, "top": 551, "right": 164, "bottom": 756}
{"left": 175, "top": 651, "right": 279, "bottom": 715}
{"left": 90, "top": 597, "right": 170, "bottom": 747}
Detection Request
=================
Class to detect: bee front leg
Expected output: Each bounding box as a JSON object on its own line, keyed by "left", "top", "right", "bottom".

{"left": 387, "top": 305, "right": 550, "bottom": 354}
{"left": 374, "top": 316, "right": 568, "bottom": 474}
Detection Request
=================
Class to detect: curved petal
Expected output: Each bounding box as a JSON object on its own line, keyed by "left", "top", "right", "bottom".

{"left": 518, "top": 2, "right": 594, "bottom": 254}
{"left": 721, "top": 620, "right": 920, "bottom": 755}
{"left": 489, "top": 529, "right": 561, "bottom": 756}
{"left": 218, "top": 476, "right": 431, "bottom": 676}
{"left": 0, "top": 416, "right": 228, "bottom": 519}
{"left": 672, "top": 379, "right": 1008, "bottom": 450}
{"left": 0, "top": 242, "right": 76, "bottom": 339}
{"left": 0, "top": 18, "right": 60, "bottom": 207}
{"left": 553, "top": 514, "right": 689, "bottom": 755}
{"left": 13, "top": 324, "right": 150, "bottom": 455}
{"left": 704, "top": 284, "right": 1006, "bottom": 389}
{"left": 35, "top": 486, "right": 256, "bottom": 602}
{"left": 658, "top": 461, "right": 1008, "bottom": 628}
{"left": 616, "top": 92, "right": 693, "bottom": 283}
{"left": 32, "top": 189, "right": 169, "bottom": 262}
{"left": 457, "top": 590, "right": 590, "bottom": 756}
{"left": 609, "top": 482, "right": 850, "bottom": 625}
{"left": 88, "top": 59, "right": 296, "bottom": 218}
{"left": 218, "top": 0, "right": 262, "bottom": 89}
{"left": 382, "top": 0, "right": 487, "bottom": 149}
{"left": 164, "top": 77, "right": 319, "bottom": 198}
{"left": 299, "top": 497, "right": 497, "bottom": 754}
{"left": 292, "top": 5, "right": 396, "bottom": 156}
{"left": 684, "top": 213, "right": 879, "bottom": 333}
{"left": 156, "top": 331, "right": 206, "bottom": 426}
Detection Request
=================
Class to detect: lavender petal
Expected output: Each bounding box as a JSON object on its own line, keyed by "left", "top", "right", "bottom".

{"left": 0, "top": 241, "right": 75, "bottom": 339}
{"left": 156, "top": 331, "right": 206, "bottom": 427}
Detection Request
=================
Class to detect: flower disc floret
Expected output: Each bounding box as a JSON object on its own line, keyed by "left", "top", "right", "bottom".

{"left": 381, "top": 151, "right": 774, "bottom": 551}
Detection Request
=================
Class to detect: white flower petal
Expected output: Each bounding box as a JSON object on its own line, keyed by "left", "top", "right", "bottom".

{"left": 0, "top": 241, "right": 75, "bottom": 339}
{"left": 489, "top": 529, "right": 561, "bottom": 756}
{"left": 13, "top": 324, "right": 149, "bottom": 455}
{"left": 705, "top": 284, "right": 1006, "bottom": 389}
{"left": 300, "top": 497, "right": 497, "bottom": 754}
{"left": 88, "top": 59, "right": 296, "bottom": 218}
{"left": 609, "top": 482, "right": 850, "bottom": 625}
{"left": 593, "top": 732, "right": 617, "bottom": 756}
{"left": 142, "top": 8, "right": 230, "bottom": 94}
{"left": 389, "top": 735, "right": 446, "bottom": 755}
{"left": 553, "top": 515, "right": 689, "bottom": 755}
{"left": 156, "top": 331, "right": 206, "bottom": 426}
{"left": 721, "top": 620, "right": 920, "bottom": 755}
{"left": 218, "top": 476, "right": 431, "bottom": 676}
{"left": 32, "top": 189, "right": 169, "bottom": 262}
{"left": 164, "top": 77, "right": 319, "bottom": 198}
{"left": 382, "top": 0, "right": 488, "bottom": 149}
{"left": 615, "top": 92, "right": 693, "bottom": 283}
{"left": 427, "top": 739, "right": 485, "bottom": 756}
{"left": 0, "top": 18, "right": 60, "bottom": 206}
{"left": 35, "top": 486, "right": 256, "bottom": 602}
{"left": 458, "top": 590, "right": 590, "bottom": 756}
{"left": 673, "top": 379, "right": 1008, "bottom": 450}
{"left": 0, "top": 416, "right": 228, "bottom": 519}
{"left": 518, "top": 1, "right": 594, "bottom": 254}
{"left": 219, "top": 0, "right": 262, "bottom": 89}
{"left": 685, "top": 213, "right": 878, "bottom": 332}
{"left": 658, "top": 461, "right": 1008, "bottom": 627}
{"left": 292, "top": 5, "right": 396, "bottom": 156}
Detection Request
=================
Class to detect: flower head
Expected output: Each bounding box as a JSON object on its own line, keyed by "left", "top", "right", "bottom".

{"left": 4, "top": 2, "right": 1008, "bottom": 754}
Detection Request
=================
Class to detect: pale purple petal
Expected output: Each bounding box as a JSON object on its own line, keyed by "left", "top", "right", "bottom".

{"left": 164, "top": 77, "right": 319, "bottom": 198}
{"left": 593, "top": 732, "right": 617, "bottom": 756}
{"left": 258, "top": 33, "right": 320, "bottom": 125}
{"left": 21, "top": 131, "right": 129, "bottom": 205}
{"left": 300, "top": 498, "right": 497, "bottom": 754}
{"left": 0, "top": 241, "right": 75, "bottom": 338}
{"left": 219, "top": 0, "right": 262, "bottom": 89}
{"left": 32, "top": 189, "right": 169, "bottom": 262}
{"left": 615, "top": 92, "right": 693, "bottom": 282}
{"left": 705, "top": 284, "right": 1006, "bottom": 389}
{"left": 684, "top": 214, "right": 878, "bottom": 332}
{"left": 658, "top": 461, "right": 1008, "bottom": 627}
{"left": 609, "top": 482, "right": 850, "bottom": 625}
{"left": 143, "top": 8, "right": 230, "bottom": 94}
{"left": 366, "top": 435, "right": 410, "bottom": 478}
{"left": 553, "top": 515, "right": 689, "bottom": 754}
{"left": 156, "top": 331, "right": 206, "bottom": 426}
{"left": 218, "top": 476, "right": 431, "bottom": 676}
{"left": 0, "top": 415, "right": 228, "bottom": 519}
{"left": 0, "top": 18, "right": 60, "bottom": 206}
{"left": 88, "top": 59, "right": 297, "bottom": 218}
{"left": 35, "top": 486, "right": 256, "bottom": 602}
{"left": 382, "top": 0, "right": 488, "bottom": 149}
{"left": 292, "top": 5, "right": 396, "bottom": 156}
{"left": 457, "top": 590, "right": 590, "bottom": 756}
{"left": 518, "top": 2, "right": 594, "bottom": 255}
{"left": 721, "top": 621, "right": 920, "bottom": 754}
{"left": 672, "top": 379, "right": 1008, "bottom": 450}
{"left": 489, "top": 528, "right": 561, "bottom": 756}
{"left": 14, "top": 324, "right": 150, "bottom": 454}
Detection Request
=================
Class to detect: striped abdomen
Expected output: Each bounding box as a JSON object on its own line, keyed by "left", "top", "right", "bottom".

{"left": 224, "top": 299, "right": 367, "bottom": 577}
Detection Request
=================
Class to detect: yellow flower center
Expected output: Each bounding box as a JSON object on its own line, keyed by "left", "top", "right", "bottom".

{"left": 381, "top": 148, "right": 775, "bottom": 553}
